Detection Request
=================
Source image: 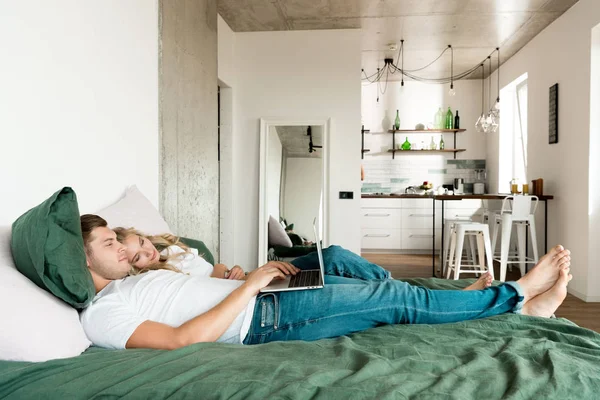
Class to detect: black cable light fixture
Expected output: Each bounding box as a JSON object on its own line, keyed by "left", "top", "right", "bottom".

{"left": 448, "top": 45, "right": 456, "bottom": 96}
{"left": 475, "top": 63, "right": 486, "bottom": 132}
{"left": 307, "top": 126, "right": 322, "bottom": 153}
{"left": 362, "top": 41, "right": 501, "bottom": 103}
{"left": 493, "top": 46, "right": 501, "bottom": 117}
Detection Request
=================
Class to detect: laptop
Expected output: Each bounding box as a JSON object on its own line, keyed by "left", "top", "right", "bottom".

{"left": 260, "top": 218, "right": 325, "bottom": 293}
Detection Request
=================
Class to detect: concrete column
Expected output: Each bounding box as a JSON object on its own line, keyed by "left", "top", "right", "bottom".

{"left": 159, "top": 0, "right": 219, "bottom": 257}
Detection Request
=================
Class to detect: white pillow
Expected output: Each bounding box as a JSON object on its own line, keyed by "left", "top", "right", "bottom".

{"left": 0, "top": 226, "right": 91, "bottom": 362}
{"left": 268, "top": 215, "right": 293, "bottom": 248}
{"left": 96, "top": 185, "right": 172, "bottom": 234}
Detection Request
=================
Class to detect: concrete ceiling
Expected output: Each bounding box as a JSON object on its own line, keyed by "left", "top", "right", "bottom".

{"left": 275, "top": 126, "right": 323, "bottom": 158}
{"left": 219, "top": 0, "right": 578, "bottom": 79}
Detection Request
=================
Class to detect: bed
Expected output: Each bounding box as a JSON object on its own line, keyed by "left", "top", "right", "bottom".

{"left": 1, "top": 277, "right": 600, "bottom": 399}
{"left": 2, "top": 187, "right": 599, "bottom": 399}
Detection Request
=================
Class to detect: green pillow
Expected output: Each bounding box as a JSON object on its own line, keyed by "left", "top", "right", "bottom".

{"left": 179, "top": 237, "right": 214, "bottom": 265}
{"left": 11, "top": 187, "right": 95, "bottom": 308}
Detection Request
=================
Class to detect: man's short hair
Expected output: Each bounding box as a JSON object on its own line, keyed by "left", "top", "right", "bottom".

{"left": 80, "top": 214, "right": 108, "bottom": 253}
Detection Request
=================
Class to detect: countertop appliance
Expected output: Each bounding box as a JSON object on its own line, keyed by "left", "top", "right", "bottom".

{"left": 453, "top": 178, "right": 464, "bottom": 194}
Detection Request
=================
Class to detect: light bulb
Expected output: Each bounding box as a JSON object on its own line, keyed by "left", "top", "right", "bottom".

{"left": 494, "top": 100, "right": 500, "bottom": 110}
{"left": 448, "top": 84, "right": 456, "bottom": 96}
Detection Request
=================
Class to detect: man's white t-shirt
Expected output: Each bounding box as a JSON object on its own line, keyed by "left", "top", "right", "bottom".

{"left": 80, "top": 269, "right": 257, "bottom": 350}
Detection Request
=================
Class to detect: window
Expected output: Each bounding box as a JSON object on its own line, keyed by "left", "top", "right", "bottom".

{"left": 498, "top": 73, "right": 528, "bottom": 193}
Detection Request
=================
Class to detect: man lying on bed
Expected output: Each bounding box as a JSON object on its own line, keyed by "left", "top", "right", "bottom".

{"left": 79, "top": 214, "right": 572, "bottom": 350}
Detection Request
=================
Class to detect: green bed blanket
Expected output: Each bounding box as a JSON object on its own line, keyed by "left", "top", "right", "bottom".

{"left": 1, "top": 278, "right": 599, "bottom": 399}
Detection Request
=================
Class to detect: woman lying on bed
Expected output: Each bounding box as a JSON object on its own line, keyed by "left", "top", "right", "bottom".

{"left": 113, "top": 227, "right": 493, "bottom": 290}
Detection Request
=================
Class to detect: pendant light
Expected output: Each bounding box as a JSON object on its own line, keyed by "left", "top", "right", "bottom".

{"left": 485, "top": 56, "right": 498, "bottom": 132}
{"left": 493, "top": 47, "right": 501, "bottom": 117}
{"left": 400, "top": 39, "right": 405, "bottom": 88}
{"left": 448, "top": 45, "right": 456, "bottom": 96}
{"left": 475, "top": 63, "right": 486, "bottom": 132}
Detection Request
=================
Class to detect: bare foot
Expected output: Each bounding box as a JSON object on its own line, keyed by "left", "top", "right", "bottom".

{"left": 516, "top": 245, "right": 570, "bottom": 302}
{"left": 463, "top": 272, "right": 493, "bottom": 290}
{"left": 522, "top": 268, "right": 572, "bottom": 318}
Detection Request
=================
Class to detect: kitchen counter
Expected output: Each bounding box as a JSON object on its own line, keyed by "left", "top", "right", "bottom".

{"left": 362, "top": 192, "right": 554, "bottom": 277}
{"left": 362, "top": 193, "right": 554, "bottom": 200}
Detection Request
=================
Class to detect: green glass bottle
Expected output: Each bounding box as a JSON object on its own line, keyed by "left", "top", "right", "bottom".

{"left": 439, "top": 135, "right": 445, "bottom": 150}
{"left": 401, "top": 137, "right": 411, "bottom": 150}
{"left": 445, "top": 107, "right": 453, "bottom": 129}
{"left": 394, "top": 110, "right": 401, "bottom": 130}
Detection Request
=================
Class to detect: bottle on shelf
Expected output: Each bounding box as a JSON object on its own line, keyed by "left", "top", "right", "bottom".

{"left": 429, "top": 136, "right": 436, "bottom": 150}
{"left": 394, "top": 110, "right": 401, "bottom": 130}
{"left": 420, "top": 140, "right": 426, "bottom": 150}
{"left": 445, "top": 107, "right": 453, "bottom": 129}
{"left": 454, "top": 110, "right": 460, "bottom": 129}
{"left": 401, "top": 137, "right": 411, "bottom": 150}
{"left": 439, "top": 135, "right": 445, "bottom": 150}
{"left": 434, "top": 107, "right": 444, "bottom": 129}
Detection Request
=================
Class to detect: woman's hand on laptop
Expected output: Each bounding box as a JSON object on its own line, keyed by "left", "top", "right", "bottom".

{"left": 243, "top": 265, "right": 287, "bottom": 294}
{"left": 260, "top": 261, "right": 300, "bottom": 276}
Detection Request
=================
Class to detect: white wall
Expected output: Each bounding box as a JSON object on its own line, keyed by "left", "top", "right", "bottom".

{"left": 266, "top": 127, "right": 283, "bottom": 221}
{"left": 284, "top": 157, "right": 322, "bottom": 239}
{"left": 362, "top": 80, "right": 486, "bottom": 159}
{"left": 217, "top": 15, "right": 236, "bottom": 88}
{"left": 588, "top": 23, "right": 600, "bottom": 300}
{"left": 0, "top": 1, "right": 159, "bottom": 224}
{"left": 217, "top": 16, "right": 236, "bottom": 265}
{"left": 231, "top": 29, "right": 361, "bottom": 268}
{"left": 486, "top": 0, "right": 600, "bottom": 301}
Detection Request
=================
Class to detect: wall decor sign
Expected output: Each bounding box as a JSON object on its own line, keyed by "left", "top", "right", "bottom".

{"left": 549, "top": 83, "right": 558, "bottom": 144}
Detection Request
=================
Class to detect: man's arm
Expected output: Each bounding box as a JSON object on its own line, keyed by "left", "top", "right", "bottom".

{"left": 125, "top": 264, "right": 292, "bottom": 350}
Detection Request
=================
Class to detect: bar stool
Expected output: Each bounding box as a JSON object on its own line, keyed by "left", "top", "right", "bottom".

{"left": 445, "top": 222, "right": 494, "bottom": 280}
{"left": 491, "top": 195, "right": 539, "bottom": 281}
{"left": 441, "top": 219, "right": 477, "bottom": 277}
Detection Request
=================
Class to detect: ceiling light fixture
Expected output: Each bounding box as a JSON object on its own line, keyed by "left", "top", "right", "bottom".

{"left": 493, "top": 46, "right": 501, "bottom": 116}
{"left": 400, "top": 39, "right": 405, "bottom": 87}
{"left": 475, "top": 63, "right": 486, "bottom": 133}
{"left": 448, "top": 45, "right": 456, "bottom": 96}
{"left": 362, "top": 43, "right": 501, "bottom": 106}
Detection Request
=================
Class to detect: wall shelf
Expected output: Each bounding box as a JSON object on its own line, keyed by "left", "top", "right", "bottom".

{"left": 387, "top": 149, "right": 466, "bottom": 154}
{"left": 387, "top": 129, "right": 466, "bottom": 134}
{"left": 361, "top": 127, "right": 467, "bottom": 159}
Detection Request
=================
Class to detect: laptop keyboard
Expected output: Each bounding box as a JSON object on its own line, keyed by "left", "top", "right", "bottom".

{"left": 289, "top": 270, "right": 321, "bottom": 288}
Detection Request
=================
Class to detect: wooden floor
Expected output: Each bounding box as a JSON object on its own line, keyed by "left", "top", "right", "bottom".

{"left": 361, "top": 252, "right": 600, "bottom": 333}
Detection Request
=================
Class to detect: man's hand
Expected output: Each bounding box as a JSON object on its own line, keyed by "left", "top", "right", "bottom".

{"left": 227, "top": 265, "right": 245, "bottom": 280}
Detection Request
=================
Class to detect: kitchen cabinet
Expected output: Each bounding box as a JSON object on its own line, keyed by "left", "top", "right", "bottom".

{"left": 361, "top": 198, "right": 442, "bottom": 252}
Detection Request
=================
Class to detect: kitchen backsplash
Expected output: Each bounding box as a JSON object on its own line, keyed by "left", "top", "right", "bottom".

{"left": 361, "top": 158, "right": 486, "bottom": 194}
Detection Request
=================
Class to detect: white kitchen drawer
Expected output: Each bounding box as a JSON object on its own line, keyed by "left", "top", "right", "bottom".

{"left": 444, "top": 208, "right": 484, "bottom": 222}
{"left": 361, "top": 208, "right": 402, "bottom": 229}
{"left": 445, "top": 199, "right": 483, "bottom": 209}
{"left": 361, "top": 198, "right": 403, "bottom": 209}
{"left": 402, "top": 208, "right": 442, "bottom": 229}
{"left": 361, "top": 228, "right": 402, "bottom": 250}
{"left": 401, "top": 229, "right": 442, "bottom": 250}
{"left": 402, "top": 198, "right": 437, "bottom": 209}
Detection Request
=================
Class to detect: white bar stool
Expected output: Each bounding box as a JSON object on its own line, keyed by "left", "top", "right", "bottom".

{"left": 491, "top": 195, "right": 539, "bottom": 281}
{"left": 441, "top": 219, "right": 477, "bottom": 277}
{"left": 446, "top": 222, "right": 494, "bottom": 280}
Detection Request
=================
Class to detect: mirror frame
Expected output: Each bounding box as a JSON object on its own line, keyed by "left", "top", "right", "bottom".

{"left": 258, "top": 117, "right": 331, "bottom": 267}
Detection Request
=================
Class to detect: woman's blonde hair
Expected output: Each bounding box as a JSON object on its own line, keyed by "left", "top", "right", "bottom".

{"left": 113, "top": 227, "right": 190, "bottom": 275}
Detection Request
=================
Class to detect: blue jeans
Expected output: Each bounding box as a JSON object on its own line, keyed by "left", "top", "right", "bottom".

{"left": 244, "top": 247, "right": 524, "bottom": 344}
{"left": 291, "top": 245, "right": 391, "bottom": 281}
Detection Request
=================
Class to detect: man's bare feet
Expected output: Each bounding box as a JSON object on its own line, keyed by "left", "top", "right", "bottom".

{"left": 522, "top": 268, "right": 572, "bottom": 318}
{"left": 463, "top": 272, "right": 493, "bottom": 290}
{"left": 516, "top": 245, "right": 570, "bottom": 302}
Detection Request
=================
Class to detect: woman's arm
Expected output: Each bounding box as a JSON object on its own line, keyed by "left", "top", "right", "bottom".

{"left": 125, "top": 265, "right": 288, "bottom": 350}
